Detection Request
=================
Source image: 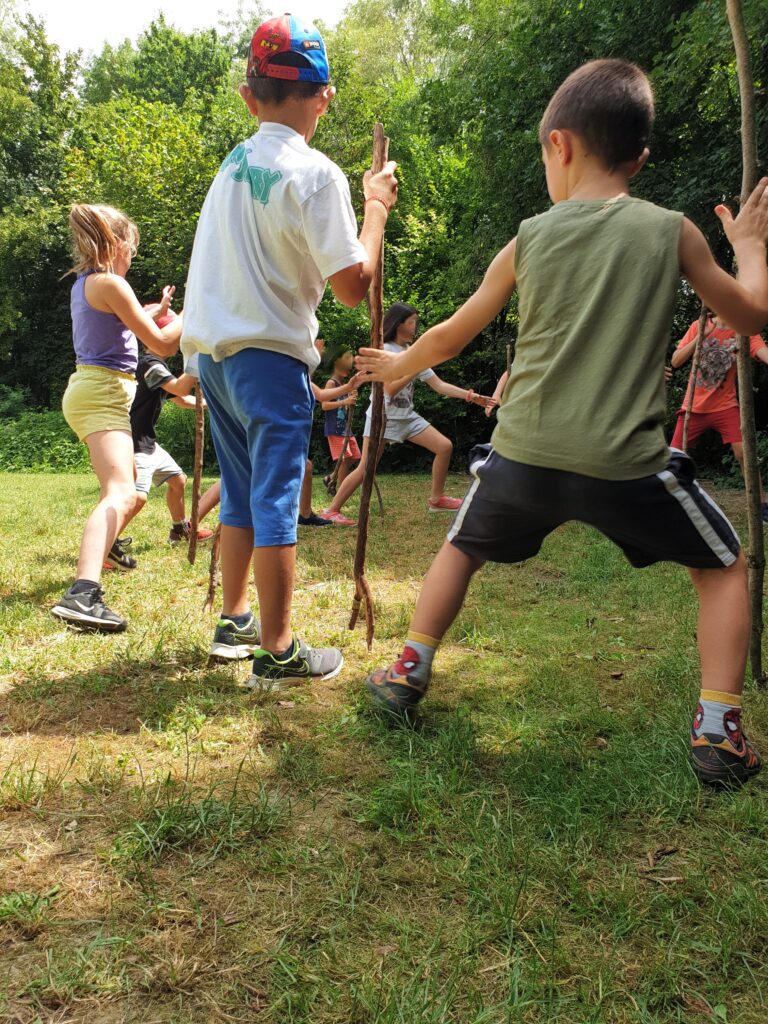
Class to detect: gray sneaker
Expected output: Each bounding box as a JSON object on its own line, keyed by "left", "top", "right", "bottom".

{"left": 209, "top": 613, "right": 261, "bottom": 660}
{"left": 243, "top": 638, "right": 344, "bottom": 692}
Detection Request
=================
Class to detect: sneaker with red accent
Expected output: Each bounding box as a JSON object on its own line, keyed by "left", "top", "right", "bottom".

{"left": 690, "top": 704, "right": 762, "bottom": 787}
{"left": 365, "top": 647, "right": 430, "bottom": 716}
{"left": 319, "top": 510, "right": 357, "bottom": 526}
{"left": 427, "top": 495, "right": 462, "bottom": 513}
{"left": 169, "top": 520, "right": 215, "bottom": 545}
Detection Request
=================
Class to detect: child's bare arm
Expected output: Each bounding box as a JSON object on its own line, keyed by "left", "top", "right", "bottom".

{"left": 485, "top": 370, "right": 510, "bottom": 416}
{"left": 357, "top": 238, "right": 517, "bottom": 382}
{"left": 426, "top": 375, "right": 494, "bottom": 407}
{"left": 101, "top": 276, "right": 183, "bottom": 357}
{"left": 314, "top": 380, "right": 357, "bottom": 402}
{"left": 161, "top": 372, "right": 197, "bottom": 398}
{"left": 670, "top": 335, "right": 699, "bottom": 368}
{"left": 680, "top": 178, "right": 768, "bottom": 335}
{"left": 170, "top": 394, "right": 203, "bottom": 410}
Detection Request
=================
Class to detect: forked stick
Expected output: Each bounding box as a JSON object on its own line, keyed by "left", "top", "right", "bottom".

{"left": 203, "top": 523, "right": 221, "bottom": 614}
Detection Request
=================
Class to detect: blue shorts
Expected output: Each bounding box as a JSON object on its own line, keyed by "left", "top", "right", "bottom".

{"left": 198, "top": 349, "right": 313, "bottom": 546}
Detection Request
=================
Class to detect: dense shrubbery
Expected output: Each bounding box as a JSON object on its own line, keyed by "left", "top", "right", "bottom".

{"left": 0, "top": 411, "right": 89, "bottom": 471}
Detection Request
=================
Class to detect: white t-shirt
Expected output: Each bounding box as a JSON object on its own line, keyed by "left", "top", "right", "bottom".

{"left": 369, "top": 341, "right": 435, "bottom": 421}
{"left": 181, "top": 122, "right": 368, "bottom": 371}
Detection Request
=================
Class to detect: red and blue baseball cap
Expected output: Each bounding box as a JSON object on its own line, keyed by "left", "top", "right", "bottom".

{"left": 247, "top": 14, "right": 329, "bottom": 84}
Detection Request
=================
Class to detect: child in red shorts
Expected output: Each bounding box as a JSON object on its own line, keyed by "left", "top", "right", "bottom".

{"left": 322, "top": 344, "right": 362, "bottom": 486}
{"left": 670, "top": 314, "right": 768, "bottom": 516}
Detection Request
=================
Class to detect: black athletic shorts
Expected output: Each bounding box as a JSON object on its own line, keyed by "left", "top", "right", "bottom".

{"left": 448, "top": 445, "right": 740, "bottom": 569}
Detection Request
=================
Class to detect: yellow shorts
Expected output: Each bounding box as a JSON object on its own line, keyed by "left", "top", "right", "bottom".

{"left": 61, "top": 365, "right": 136, "bottom": 442}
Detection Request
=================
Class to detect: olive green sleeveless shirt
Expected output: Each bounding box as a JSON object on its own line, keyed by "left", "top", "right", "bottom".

{"left": 492, "top": 196, "right": 683, "bottom": 480}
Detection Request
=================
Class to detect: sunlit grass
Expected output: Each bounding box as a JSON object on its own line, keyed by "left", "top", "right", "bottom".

{"left": 1, "top": 472, "right": 767, "bottom": 1023}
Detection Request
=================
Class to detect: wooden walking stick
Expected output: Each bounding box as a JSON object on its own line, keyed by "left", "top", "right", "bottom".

{"left": 681, "top": 303, "right": 709, "bottom": 451}
{"left": 349, "top": 123, "right": 389, "bottom": 648}
{"left": 203, "top": 523, "right": 221, "bottom": 614}
{"left": 726, "top": 0, "right": 765, "bottom": 684}
{"left": 188, "top": 381, "right": 204, "bottom": 565}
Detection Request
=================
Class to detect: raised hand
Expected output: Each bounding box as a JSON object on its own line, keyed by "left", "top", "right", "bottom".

{"left": 158, "top": 284, "right": 176, "bottom": 317}
{"left": 363, "top": 159, "right": 398, "bottom": 211}
{"left": 715, "top": 176, "right": 768, "bottom": 251}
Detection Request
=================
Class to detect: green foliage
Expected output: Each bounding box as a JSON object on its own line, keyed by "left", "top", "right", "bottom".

{"left": 0, "top": 0, "right": 767, "bottom": 464}
{"left": 0, "top": 410, "right": 89, "bottom": 471}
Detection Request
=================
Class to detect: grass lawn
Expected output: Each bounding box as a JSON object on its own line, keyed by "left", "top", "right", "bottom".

{"left": 1, "top": 471, "right": 767, "bottom": 1023}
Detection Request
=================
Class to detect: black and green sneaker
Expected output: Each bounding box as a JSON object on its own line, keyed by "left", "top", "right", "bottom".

{"left": 244, "top": 638, "right": 343, "bottom": 692}
{"left": 209, "top": 612, "right": 261, "bottom": 660}
{"left": 105, "top": 537, "right": 137, "bottom": 571}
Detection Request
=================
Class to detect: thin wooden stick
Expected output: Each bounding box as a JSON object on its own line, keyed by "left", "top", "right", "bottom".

{"left": 505, "top": 341, "right": 512, "bottom": 379}
{"left": 726, "top": 0, "right": 765, "bottom": 685}
{"left": 349, "top": 123, "right": 389, "bottom": 648}
{"left": 681, "top": 303, "right": 709, "bottom": 451}
{"left": 188, "top": 381, "right": 204, "bottom": 565}
{"left": 203, "top": 523, "right": 221, "bottom": 614}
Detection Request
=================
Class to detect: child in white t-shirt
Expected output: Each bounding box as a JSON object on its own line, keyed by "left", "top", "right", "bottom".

{"left": 181, "top": 14, "right": 398, "bottom": 688}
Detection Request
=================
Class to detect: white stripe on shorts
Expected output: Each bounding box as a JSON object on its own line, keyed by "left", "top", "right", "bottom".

{"left": 448, "top": 448, "right": 493, "bottom": 543}
{"left": 656, "top": 468, "right": 738, "bottom": 566}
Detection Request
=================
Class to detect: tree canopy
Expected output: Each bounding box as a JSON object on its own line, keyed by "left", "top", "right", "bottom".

{"left": 0, "top": 0, "right": 766, "bottom": 459}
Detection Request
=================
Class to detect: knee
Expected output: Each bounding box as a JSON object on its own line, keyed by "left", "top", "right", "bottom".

{"left": 438, "top": 437, "right": 453, "bottom": 458}
{"left": 133, "top": 492, "right": 148, "bottom": 513}
{"left": 116, "top": 483, "right": 137, "bottom": 515}
{"left": 169, "top": 473, "right": 187, "bottom": 493}
{"left": 690, "top": 550, "right": 747, "bottom": 592}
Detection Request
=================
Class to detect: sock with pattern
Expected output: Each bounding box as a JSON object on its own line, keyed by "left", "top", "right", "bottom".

{"left": 394, "top": 631, "right": 439, "bottom": 684}
{"left": 692, "top": 689, "right": 742, "bottom": 745}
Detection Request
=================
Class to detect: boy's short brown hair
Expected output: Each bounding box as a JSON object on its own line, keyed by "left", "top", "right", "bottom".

{"left": 247, "top": 53, "right": 325, "bottom": 105}
{"left": 539, "top": 59, "right": 654, "bottom": 170}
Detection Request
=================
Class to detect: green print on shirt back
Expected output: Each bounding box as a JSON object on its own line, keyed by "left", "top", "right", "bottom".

{"left": 220, "top": 144, "right": 283, "bottom": 206}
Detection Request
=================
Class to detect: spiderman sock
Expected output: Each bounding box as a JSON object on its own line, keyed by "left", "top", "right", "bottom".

{"left": 395, "top": 631, "right": 439, "bottom": 684}
{"left": 692, "top": 689, "right": 742, "bottom": 744}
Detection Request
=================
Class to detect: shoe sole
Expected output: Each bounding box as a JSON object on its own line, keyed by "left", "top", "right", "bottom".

{"left": 105, "top": 557, "right": 136, "bottom": 571}
{"left": 427, "top": 506, "right": 461, "bottom": 513}
{"left": 209, "top": 642, "right": 259, "bottom": 661}
{"left": 364, "top": 676, "right": 421, "bottom": 715}
{"left": 691, "top": 751, "right": 762, "bottom": 787}
{"left": 242, "top": 656, "right": 345, "bottom": 692}
{"left": 51, "top": 606, "right": 127, "bottom": 633}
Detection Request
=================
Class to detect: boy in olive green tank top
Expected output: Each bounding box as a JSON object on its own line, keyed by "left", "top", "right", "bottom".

{"left": 357, "top": 59, "right": 768, "bottom": 788}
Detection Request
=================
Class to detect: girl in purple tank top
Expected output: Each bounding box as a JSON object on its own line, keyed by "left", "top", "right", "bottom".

{"left": 53, "top": 203, "right": 184, "bottom": 633}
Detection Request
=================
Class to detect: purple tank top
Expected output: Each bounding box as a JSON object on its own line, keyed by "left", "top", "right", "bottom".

{"left": 71, "top": 272, "right": 138, "bottom": 374}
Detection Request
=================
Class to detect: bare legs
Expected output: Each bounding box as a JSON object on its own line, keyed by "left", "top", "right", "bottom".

{"left": 120, "top": 476, "right": 222, "bottom": 533}
{"left": 324, "top": 436, "right": 381, "bottom": 515}
{"left": 396, "top": 541, "right": 747, "bottom": 706}
{"left": 324, "top": 426, "right": 453, "bottom": 515}
{"left": 408, "top": 425, "right": 454, "bottom": 502}
{"left": 219, "top": 524, "right": 294, "bottom": 654}
{"left": 688, "top": 551, "right": 749, "bottom": 696}
{"left": 731, "top": 441, "right": 765, "bottom": 504}
{"left": 76, "top": 430, "right": 136, "bottom": 582}
{"left": 409, "top": 540, "right": 484, "bottom": 640}
{"left": 299, "top": 460, "right": 314, "bottom": 518}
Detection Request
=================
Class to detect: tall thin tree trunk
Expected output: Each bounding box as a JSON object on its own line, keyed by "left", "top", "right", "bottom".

{"left": 726, "top": 0, "right": 764, "bottom": 684}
